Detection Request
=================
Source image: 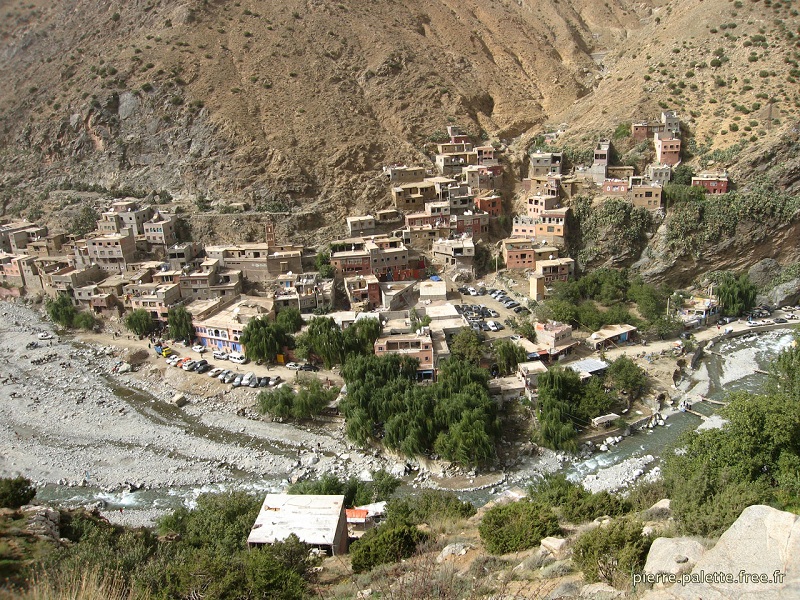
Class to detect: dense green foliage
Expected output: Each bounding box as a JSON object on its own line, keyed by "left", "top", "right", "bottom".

{"left": 71, "top": 311, "right": 97, "bottom": 331}
{"left": 492, "top": 339, "right": 527, "bottom": 375}
{"left": 45, "top": 293, "right": 78, "bottom": 327}
{"left": 124, "top": 309, "right": 155, "bottom": 337}
{"left": 350, "top": 524, "right": 429, "bottom": 573}
{"left": 572, "top": 517, "right": 652, "bottom": 585}
{"left": 665, "top": 177, "right": 800, "bottom": 257}
{"left": 529, "top": 474, "right": 630, "bottom": 523}
{"left": 287, "top": 470, "right": 400, "bottom": 508}
{"left": 606, "top": 356, "right": 648, "bottom": 404}
{"left": 671, "top": 164, "right": 695, "bottom": 186}
{"left": 257, "top": 375, "right": 338, "bottom": 421}
{"left": 568, "top": 196, "right": 653, "bottom": 266}
{"left": 167, "top": 306, "right": 194, "bottom": 344}
{"left": 340, "top": 355, "right": 500, "bottom": 466}
{"left": 478, "top": 500, "right": 561, "bottom": 555}
{"left": 315, "top": 251, "right": 335, "bottom": 279}
{"left": 239, "top": 316, "right": 293, "bottom": 363}
{"left": 0, "top": 476, "right": 36, "bottom": 509}
{"left": 448, "top": 327, "right": 485, "bottom": 365}
{"left": 38, "top": 492, "right": 316, "bottom": 599}
{"left": 385, "top": 490, "right": 477, "bottom": 526}
{"left": 712, "top": 271, "right": 758, "bottom": 316}
{"left": 69, "top": 206, "right": 100, "bottom": 238}
{"left": 295, "top": 316, "right": 380, "bottom": 369}
{"left": 276, "top": 307, "right": 303, "bottom": 333}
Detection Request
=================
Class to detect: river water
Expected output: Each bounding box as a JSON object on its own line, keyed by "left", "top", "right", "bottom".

{"left": 35, "top": 329, "right": 797, "bottom": 518}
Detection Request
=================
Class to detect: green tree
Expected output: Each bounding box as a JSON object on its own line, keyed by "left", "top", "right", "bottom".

{"left": 258, "top": 375, "right": 338, "bottom": 421}
{"left": 69, "top": 205, "right": 99, "bottom": 237}
{"left": 124, "top": 309, "right": 155, "bottom": 337}
{"left": 168, "top": 306, "right": 194, "bottom": 343}
{"left": 276, "top": 307, "right": 303, "bottom": 333}
{"left": 72, "top": 311, "right": 97, "bottom": 331}
{"left": 350, "top": 524, "right": 429, "bottom": 573}
{"left": 386, "top": 490, "right": 476, "bottom": 526}
{"left": 449, "top": 327, "right": 485, "bottom": 366}
{"left": 315, "top": 251, "right": 335, "bottom": 278}
{"left": 535, "top": 367, "right": 584, "bottom": 450}
{"left": 672, "top": 164, "right": 696, "bottom": 185}
{"left": 240, "top": 317, "right": 292, "bottom": 363}
{"left": 715, "top": 271, "right": 758, "bottom": 316}
{"left": 0, "top": 476, "right": 36, "bottom": 508}
{"left": 289, "top": 471, "right": 400, "bottom": 507}
{"left": 573, "top": 517, "right": 652, "bottom": 585}
{"left": 607, "top": 356, "right": 647, "bottom": 406}
{"left": 479, "top": 500, "right": 561, "bottom": 555}
{"left": 46, "top": 293, "right": 77, "bottom": 328}
{"left": 343, "top": 316, "right": 382, "bottom": 356}
{"left": 492, "top": 339, "right": 527, "bottom": 375}
{"left": 299, "top": 316, "right": 344, "bottom": 368}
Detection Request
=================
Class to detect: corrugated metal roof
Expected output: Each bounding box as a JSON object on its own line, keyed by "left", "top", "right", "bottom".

{"left": 247, "top": 494, "right": 345, "bottom": 546}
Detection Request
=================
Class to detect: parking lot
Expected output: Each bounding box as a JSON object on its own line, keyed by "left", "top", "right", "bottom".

{"left": 452, "top": 285, "right": 534, "bottom": 342}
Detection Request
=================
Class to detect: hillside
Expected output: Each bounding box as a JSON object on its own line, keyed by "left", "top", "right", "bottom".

{"left": 1, "top": 0, "right": 652, "bottom": 238}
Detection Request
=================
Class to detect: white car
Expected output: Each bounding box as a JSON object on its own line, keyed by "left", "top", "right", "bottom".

{"left": 37, "top": 332, "right": 53, "bottom": 340}
{"left": 192, "top": 344, "right": 206, "bottom": 353}
{"left": 208, "top": 367, "right": 223, "bottom": 378}
{"left": 182, "top": 360, "right": 197, "bottom": 371}
{"left": 167, "top": 354, "right": 181, "bottom": 366}
{"left": 213, "top": 350, "right": 228, "bottom": 360}
{"left": 486, "top": 321, "right": 500, "bottom": 332}
{"left": 286, "top": 362, "right": 302, "bottom": 370}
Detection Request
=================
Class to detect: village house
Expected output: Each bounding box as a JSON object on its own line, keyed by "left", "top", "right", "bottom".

{"left": 526, "top": 194, "right": 560, "bottom": 219}
{"left": 383, "top": 165, "right": 428, "bottom": 183}
{"left": 142, "top": 211, "right": 178, "bottom": 247}
{"left": 123, "top": 281, "right": 182, "bottom": 322}
{"left": 346, "top": 215, "right": 376, "bottom": 237}
{"left": 178, "top": 258, "right": 243, "bottom": 302}
{"left": 679, "top": 294, "right": 721, "bottom": 328}
{"left": 529, "top": 257, "right": 575, "bottom": 301}
{"left": 511, "top": 216, "right": 537, "bottom": 239}
{"left": 247, "top": 494, "right": 349, "bottom": 556}
{"left": 501, "top": 239, "right": 558, "bottom": 270}
{"left": 24, "top": 232, "right": 66, "bottom": 258}
{"left": 602, "top": 179, "right": 629, "bottom": 196}
{"left": 628, "top": 182, "right": 663, "bottom": 210}
{"left": 431, "top": 237, "right": 475, "bottom": 271}
{"left": 533, "top": 320, "right": 579, "bottom": 359}
{"left": 586, "top": 324, "right": 638, "bottom": 350}
{"left": 607, "top": 166, "right": 635, "bottom": 181}
{"left": 647, "top": 164, "right": 672, "bottom": 186}
{"left": 632, "top": 109, "right": 680, "bottom": 141}
{"left": 344, "top": 274, "right": 381, "bottom": 310}
{"left": 566, "top": 358, "right": 610, "bottom": 379}
{"left": 392, "top": 181, "right": 438, "bottom": 212}
{"left": 474, "top": 193, "right": 502, "bottom": 217}
{"left": 0, "top": 221, "right": 48, "bottom": 253}
{"left": 0, "top": 253, "right": 32, "bottom": 288}
{"left": 272, "top": 272, "right": 332, "bottom": 314}
{"left": 517, "top": 360, "right": 549, "bottom": 388}
{"left": 529, "top": 151, "right": 563, "bottom": 177}
{"left": 41, "top": 262, "right": 105, "bottom": 299}
{"left": 376, "top": 209, "right": 402, "bottom": 224}
{"left": 523, "top": 175, "right": 561, "bottom": 199}
{"left": 204, "top": 242, "right": 303, "bottom": 282}
{"left": 654, "top": 132, "right": 681, "bottom": 166}
{"left": 374, "top": 331, "right": 436, "bottom": 380}
{"left": 83, "top": 229, "right": 137, "bottom": 273}
{"left": 193, "top": 295, "right": 275, "bottom": 353}
{"left": 329, "top": 235, "right": 411, "bottom": 279}
{"left": 108, "top": 200, "right": 154, "bottom": 236}
{"left": 419, "top": 279, "right": 447, "bottom": 302}
{"left": 465, "top": 164, "right": 503, "bottom": 193}
{"left": 534, "top": 208, "right": 568, "bottom": 246}
{"left": 167, "top": 242, "right": 203, "bottom": 270}
{"left": 691, "top": 171, "right": 729, "bottom": 195}
{"left": 394, "top": 225, "right": 440, "bottom": 251}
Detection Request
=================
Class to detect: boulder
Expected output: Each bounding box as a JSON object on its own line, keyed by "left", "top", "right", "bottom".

{"left": 390, "top": 463, "right": 408, "bottom": 478}
{"left": 117, "top": 362, "right": 132, "bottom": 374}
{"left": 540, "top": 536, "right": 569, "bottom": 560}
{"left": 766, "top": 277, "right": 800, "bottom": 308}
{"left": 641, "top": 505, "right": 800, "bottom": 599}
{"left": 643, "top": 537, "right": 706, "bottom": 578}
{"left": 747, "top": 258, "right": 782, "bottom": 288}
{"left": 171, "top": 393, "right": 188, "bottom": 408}
{"left": 436, "top": 542, "right": 473, "bottom": 563}
{"left": 644, "top": 498, "right": 672, "bottom": 520}
{"left": 580, "top": 582, "right": 625, "bottom": 599}
{"left": 301, "top": 454, "right": 320, "bottom": 467}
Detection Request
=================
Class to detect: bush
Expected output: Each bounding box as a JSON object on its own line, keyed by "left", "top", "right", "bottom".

{"left": 288, "top": 471, "right": 400, "bottom": 507}
{"left": 386, "top": 490, "right": 476, "bottom": 526}
{"left": 0, "top": 476, "right": 36, "bottom": 508}
{"left": 529, "top": 475, "right": 630, "bottom": 524}
{"left": 350, "top": 525, "right": 429, "bottom": 573}
{"left": 572, "top": 517, "right": 652, "bottom": 585}
{"left": 479, "top": 500, "right": 561, "bottom": 555}
{"left": 124, "top": 309, "right": 155, "bottom": 337}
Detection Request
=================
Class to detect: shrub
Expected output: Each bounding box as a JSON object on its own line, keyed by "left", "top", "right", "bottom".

{"left": 572, "top": 518, "right": 652, "bottom": 586}
{"left": 386, "top": 490, "right": 476, "bottom": 526}
{"left": 350, "top": 525, "right": 429, "bottom": 573}
{"left": 0, "top": 476, "right": 36, "bottom": 508}
{"left": 479, "top": 500, "right": 560, "bottom": 555}
{"left": 529, "top": 475, "right": 630, "bottom": 524}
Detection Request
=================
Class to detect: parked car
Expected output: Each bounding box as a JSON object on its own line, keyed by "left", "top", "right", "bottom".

{"left": 208, "top": 367, "right": 223, "bottom": 378}
{"left": 197, "top": 363, "right": 213, "bottom": 374}
{"left": 182, "top": 360, "right": 197, "bottom": 372}
{"left": 223, "top": 371, "right": 237, "bottom": 384}
{"left": 192, "top": 359, "right": 209, "bottom": 372}
{"left": 286, "top": 362, "right": 302, "bottom": 370}
{"left": 213, "top": 350, "right": 229, "bottom": 361}
{"left": 719, "top": 316, "right": 737, "bottom": 324}
{"left": 457, "top": 287, "right": 469, "bottom": 294}
{"left": 486, "top": 321, "right": 500, "bottom": 332}
{"left": 454, "top": 304, "right": 464, "bottom": 314}
{"left": 513, "top": 306, "right": 530, "bottom": 315}
{"left": 192, "top": 344, "right": 206, "bottom": 353}
{"left": 467, "top": 287, "right": 478, "bottom": 296}
{"left": 300, "top": 363, "right": 320, "bottom": 372}
{"left": 229, "top": 352, "right": 248, "bottom": 364}
{"left": 242, "top": 371, "right": 256, "bottom": 386}
{"left": 259, "top": 376, "right": 271, "bottom": 387}
{"left": 248, "top": 376, "right": 260, "bottom": 388}
{"left": 167, "top": 354, "right": 181, "bottom": 366}
{"left": 269, "top": 375, "right": 282, "bottom": 387}
{"left": 176, "top": 357, "right": 191, "bottom": 368}
{"left": 232, "top": 374, "right": 243, "bottom": 388}
{"left": 773, "top": 317, "right": 788, "bottom": 324}
{"left": 487, "top": 288, "right": 498, "bottom": 296}
{"left": 487, "top": 309, "right": 499, "bottom": 318}
{"left": 506, "top": 301, "right": 520, "bottom": 309}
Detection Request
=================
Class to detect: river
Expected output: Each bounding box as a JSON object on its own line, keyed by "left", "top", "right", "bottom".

{"left": 33, "top": 328, "right": 797, "bottom": 520}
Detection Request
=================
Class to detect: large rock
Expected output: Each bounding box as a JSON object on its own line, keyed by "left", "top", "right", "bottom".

{"left": 436, "top": 542, "right": 473, "bottom": 563}
{"left": 747, "top": 258, "right": 782, "bottom": 288}
{"left": 541, "top": 536, "right": 569, "bottom": 560}
{"left": 641, "top": 505, "right": 800, "bottom": 599}
{"left": 766, "top": 278, "right": 800, "bottom": 308}
{"left": 644, "top": 537, "right": 706, "bottom": 578}
{"left": 580, "top": 582, "right": 625, "bottom": 599}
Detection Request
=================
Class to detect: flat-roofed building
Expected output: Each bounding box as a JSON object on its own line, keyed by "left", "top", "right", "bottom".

{"left": 193, "top": 295, "right": 275, "bottom": 353}
{"left": 383, "top": 165, "right": 427, "bottom": 184}
{"left": 86, "top": 229, "right": 137, "bottom": 273}
{"left": 526, "top": 194, "right": 560, "bottom": 219}
{"left": 248, "top": 494, "right": 348, "bottom": 556}
{"left": 628, "top": 183, "right": 663, "bottom": 210}
{"left": 392, "top": 181, "right": 437, "bottom": 212}
{"left": 374, "top": 332, "right": 435, "bottom": 379}
{"left": 123, "top": 281, "right": 181, "bottom": 321}
{"left": 529, "top": 151, "right": 563, "bottom": 177}
{"left": 432, "top": 237, "right": 475, "bottom": 271}
{"left": 346, "top": 215, "right": 376, "bottom": 237}
{"left": 205, "top": 243, "right": 303, "bottom": 282}
{"left": 345, "top": 274, "right": 381, "bottom": 310}
{"left": 0, "top": 221, "right": 48, "bottom": 253}
{"left": 110, "top": 200, "right": 154, "bottom": 236}
{"left": 691, "top": 171, "right": 729, "bottom": 195}
{"left": 654, "top": 132, "right": 681, "bottom": 166}
{"left": 143, "top": 211, "right": 177, "bottom": 246}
